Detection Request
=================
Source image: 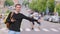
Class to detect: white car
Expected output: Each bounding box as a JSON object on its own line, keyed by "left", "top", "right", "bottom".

{"left": 48, "top": 15, "right": 59, "bottom": 23}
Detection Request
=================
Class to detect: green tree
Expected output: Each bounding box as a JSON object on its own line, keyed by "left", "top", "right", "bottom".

{"left": 4, "top": 0, "right": 14, "bottom": 6}
{"left": 29, "top": 0, "right": 55, "bottom": 13}
{"left": 56, "top": 4, "right": 60, "bottom": 16}
{"left": 29, "top": 0, "right": 47, "bottom": 12}
{"left": 47, "top": 0, "right": 55, "bottom": 13}
{"left": 23, "top": 0, "right": 29, "bottom": 5}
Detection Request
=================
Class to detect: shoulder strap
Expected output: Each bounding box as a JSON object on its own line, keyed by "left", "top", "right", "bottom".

{"left": 10, "top": 12, "right": 14, "bottom": 19}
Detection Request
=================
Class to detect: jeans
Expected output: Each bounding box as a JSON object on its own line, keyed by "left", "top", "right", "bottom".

{"left": 8, "top": 30, "right": 20, "bottom": 34}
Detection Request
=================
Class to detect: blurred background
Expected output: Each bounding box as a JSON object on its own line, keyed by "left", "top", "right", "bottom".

{"left": 0, "top": 0, "right": 60, "bottom": 34}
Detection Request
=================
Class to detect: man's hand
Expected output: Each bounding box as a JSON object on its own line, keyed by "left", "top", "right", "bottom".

{"left": 38, "top": 18, "right": 43, "bottom": 22}
{"left": 11, "top": 18, "right": 16, "bottom": 22}
{"left": 38, "top": 20, "right": 40, "bottom": 22}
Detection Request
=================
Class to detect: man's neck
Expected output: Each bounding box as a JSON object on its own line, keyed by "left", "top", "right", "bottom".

{"left": 14, "top": 11, "right": 20, "bottom": 14}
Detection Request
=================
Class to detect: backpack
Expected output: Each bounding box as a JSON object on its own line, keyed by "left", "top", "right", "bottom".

{"left": 4, "top": 12, "right": 14, "bottom": 28}
{"left": 4, "top": 12, "right": 14, "bottom": 23}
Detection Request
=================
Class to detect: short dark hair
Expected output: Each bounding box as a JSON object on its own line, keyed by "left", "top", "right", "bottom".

{"left": 15, "top": 4, "right": 21, "bottom": 7}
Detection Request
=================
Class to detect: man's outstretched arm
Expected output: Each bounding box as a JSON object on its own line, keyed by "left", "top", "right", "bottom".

{"left": 22, "top": 14, "right": 39, "bottom": 22}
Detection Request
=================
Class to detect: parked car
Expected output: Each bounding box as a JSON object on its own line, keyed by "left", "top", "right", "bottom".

{"left": 48, "top": 15, "right": 59, "bottom": 23}
{"left": 48, "top": 17, "right": 52, "bottom": 22}
{"left": 43, "top": 15, "right": 51, "bottom": 21}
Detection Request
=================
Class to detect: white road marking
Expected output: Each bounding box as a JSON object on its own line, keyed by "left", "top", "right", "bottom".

{"left": 34, "top": 28, "right": 40, "bottom": 31}
{"left": 20, "top": 28, "right": 23, "bottom": 31}
{"left": 25, "top": 28, "right": 31, "bottom": 31}
{"left": 42, "top": 28, "right": 49, "bottom": 32}
{"left": 50, "top": 28, "right": 59, "bottom": 32}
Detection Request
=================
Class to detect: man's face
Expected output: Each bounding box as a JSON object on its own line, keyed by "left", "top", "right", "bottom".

{"left": 15, "top": 5, "right": 21, "bottom": 12}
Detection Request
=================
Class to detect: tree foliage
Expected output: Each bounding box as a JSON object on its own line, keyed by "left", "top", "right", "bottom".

{"left": 47, "top": 0, "right": 55, "bottom": 13}
{"left": 56, "top": 4, "right": 60, "bottom": 16}
{"left": 29, "top": 0, "right": 47, "bottom": 12}
{"left": 29, "top": 0, "right": 55, "bottom": 13}
{"left": 4, "top": 0, "right": 14, "bottom": 6}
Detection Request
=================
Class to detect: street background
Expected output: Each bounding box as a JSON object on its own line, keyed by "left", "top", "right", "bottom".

{"left": 0, "top": 0, "right": 60, "bottom": 34}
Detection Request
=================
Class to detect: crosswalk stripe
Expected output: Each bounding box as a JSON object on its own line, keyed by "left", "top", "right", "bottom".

{"left": 34, "top": 28, "right": 40, "bottom": 31}
{"left": 50, "top": 28, "right": 59, "bottom": 32}
{"left": 20, "top": 28, "right": 23, "bottom": 31}
{"left": 20, "top": 28, "right": 60, "bottom": 32}
{"left": 42, "top": 28, "right": 49, "bottom": 32}
{"left": 0, "top": 28, "right": 60, "bottom": 32}
{"left": 25, "top": 28, "right": 31, "bottom": 31}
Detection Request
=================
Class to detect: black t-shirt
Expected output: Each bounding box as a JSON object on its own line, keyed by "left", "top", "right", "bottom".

{"left": 6, "top": 12, "right": 38, "bottom": 32}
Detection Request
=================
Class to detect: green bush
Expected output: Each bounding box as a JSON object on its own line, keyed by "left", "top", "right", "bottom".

{"left": 4, "top": 0, "right": 14, "bottom": 6}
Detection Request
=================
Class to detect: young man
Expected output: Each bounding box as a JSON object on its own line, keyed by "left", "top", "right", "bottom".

{"left": 5, "top": 4, "right": 39, "bottom": 34}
